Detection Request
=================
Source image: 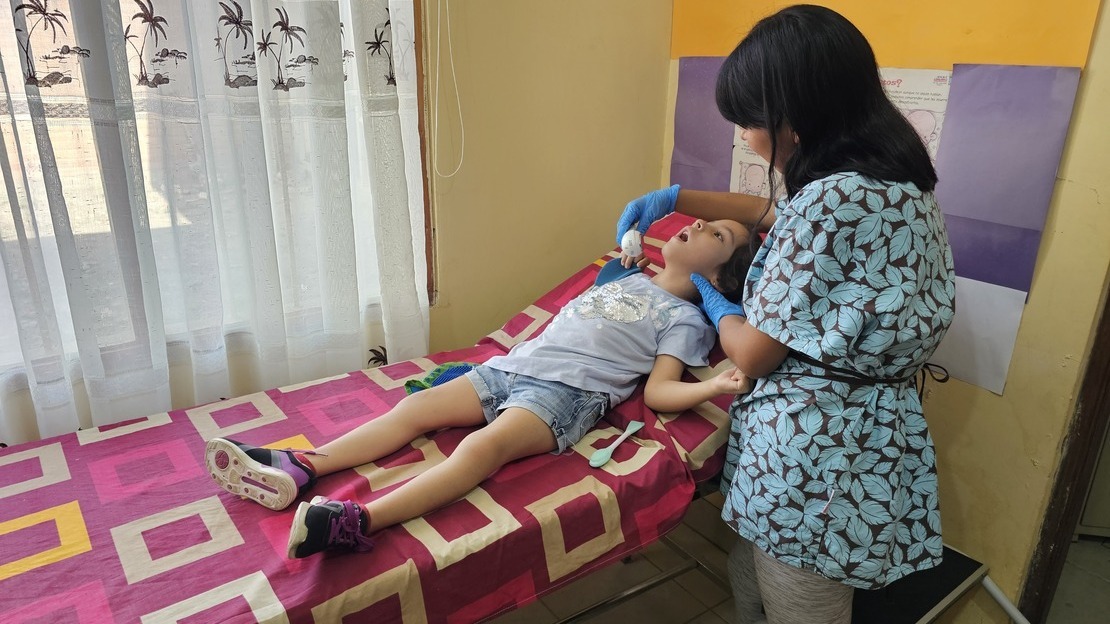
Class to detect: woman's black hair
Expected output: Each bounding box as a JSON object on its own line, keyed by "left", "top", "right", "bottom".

{"left": 715, "top": 4, "right": 937, "bottom": 224}
{"left": 715, "top": 240, "right": 758, "bottom": 304}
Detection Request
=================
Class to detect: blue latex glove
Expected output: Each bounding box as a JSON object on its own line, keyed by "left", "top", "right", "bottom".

{"left": 691, "top": 273, "right": 746, "bottom": 330}
{"left": 615, "top": 184, "right": 680, "bottom": 246}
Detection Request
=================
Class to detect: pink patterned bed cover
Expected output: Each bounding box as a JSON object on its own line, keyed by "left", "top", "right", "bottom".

{"left": 1, "top": 215, "right": 734, "bottom": 623}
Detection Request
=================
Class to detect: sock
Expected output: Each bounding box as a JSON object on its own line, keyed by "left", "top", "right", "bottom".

{"left": 292, "top": 452, "right": 317, "bottom": 476}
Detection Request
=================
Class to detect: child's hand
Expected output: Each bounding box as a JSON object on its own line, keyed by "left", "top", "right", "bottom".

{"left": 620, "top": 251, "right": 652, "bottom": 269}
{"left": 711, "top": 367, "right": 751, "bottom": 395}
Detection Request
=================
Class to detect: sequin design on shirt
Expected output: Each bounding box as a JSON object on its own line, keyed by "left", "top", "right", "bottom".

{"left": 571, "top": 281, "right": 649, "bottom": 324}
{"left": 650, "top": 294, "right": 680, "bottom": 330}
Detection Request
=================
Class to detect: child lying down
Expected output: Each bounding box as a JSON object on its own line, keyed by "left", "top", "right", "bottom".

{"left": 204, "top": 218, "right": 755, "bottom": 558}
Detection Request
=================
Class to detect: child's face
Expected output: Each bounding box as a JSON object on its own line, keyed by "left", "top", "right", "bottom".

{"left": 662, "top": 219, "right": 748, "bottom": 279}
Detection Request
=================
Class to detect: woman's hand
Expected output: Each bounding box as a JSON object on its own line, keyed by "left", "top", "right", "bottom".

{"left": 711, "top": 367, "right": 752, "bottom": 396}
{"left": 615, "top": 185, "right": 680, "bottom": 246}
{"left": 691, "top": 273, "right": 746, "bottom": 330}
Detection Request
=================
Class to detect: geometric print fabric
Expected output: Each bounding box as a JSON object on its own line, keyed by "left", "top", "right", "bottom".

{"left": 0, "top": 219, "right": 729, "bottom": 621}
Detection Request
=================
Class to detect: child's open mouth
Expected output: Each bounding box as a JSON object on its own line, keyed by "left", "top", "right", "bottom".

{"left": 676, "top": 229, "right": 690, "bottom": 242}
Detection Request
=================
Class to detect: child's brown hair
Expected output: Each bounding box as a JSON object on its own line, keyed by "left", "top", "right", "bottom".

{"left": 714, "top": 241, "right": 758, "bottom": 304}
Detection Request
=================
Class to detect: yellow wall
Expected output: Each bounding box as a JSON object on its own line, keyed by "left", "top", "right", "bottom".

{"left": 672, "top": 0, "right": 1101, "bottom": 68}
{"left": 928, "top": 6, "right": 1110, "bottom": 620}
{"left": 425, "top": 1, "right": 1110, "bottom": 620}
{"left": 425, "top": 0, "right": 674, "bottom": 352}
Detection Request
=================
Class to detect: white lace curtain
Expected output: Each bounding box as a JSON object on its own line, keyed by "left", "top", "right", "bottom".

{"left": 0, "top": 0, "right": 429, "bottom": 444}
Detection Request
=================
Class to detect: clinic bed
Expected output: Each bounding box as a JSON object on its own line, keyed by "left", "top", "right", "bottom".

{"left": 1, "top": 214, "right": 738, "bottom": 623}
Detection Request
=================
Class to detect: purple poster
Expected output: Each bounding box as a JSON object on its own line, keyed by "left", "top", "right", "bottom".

{"left": 934, "top": 64, "right": 1080, "bottom": 292}
{"left": 670, "top": 57, "right": 734, "bottom": 192}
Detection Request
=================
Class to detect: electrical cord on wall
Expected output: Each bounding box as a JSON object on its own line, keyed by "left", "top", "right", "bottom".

{"left": 432, "top": 0, "right": 464, "bottom": 178}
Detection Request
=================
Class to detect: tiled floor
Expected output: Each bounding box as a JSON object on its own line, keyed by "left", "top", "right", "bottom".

{"left": 488, "top": 493, "right": 1110, "bottom": 624}
{"left": 492, "top": 492, "right": 737, "bottom": 624}
{"left": 491, "top": 494, "right": 1110, "bottom": 623}
{"left": 1047, "top": 536, "right": 1110, "bottom": 623}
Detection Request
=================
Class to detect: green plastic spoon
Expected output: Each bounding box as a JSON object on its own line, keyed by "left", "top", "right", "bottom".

{"left": 589, "top": 420, "right": 645, "bottom": 468}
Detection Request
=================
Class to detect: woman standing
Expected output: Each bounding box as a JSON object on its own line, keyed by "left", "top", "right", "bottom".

{"left": 616, "top": 6, "right": 955, "bottom": 622}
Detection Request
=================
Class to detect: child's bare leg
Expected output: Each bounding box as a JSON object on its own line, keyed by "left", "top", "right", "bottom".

{"left": 205, "top": 376, "right": 485, "bottom": 510}
{"left": 364, "top": 406, "right": 557, "bottom": 531}
{"left": 308, "top": 377, "right": 487, "bottom": 476}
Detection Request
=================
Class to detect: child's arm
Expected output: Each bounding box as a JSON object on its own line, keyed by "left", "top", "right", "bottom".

{"left": 644, "top": 354, "right": 750, "bottom": 413}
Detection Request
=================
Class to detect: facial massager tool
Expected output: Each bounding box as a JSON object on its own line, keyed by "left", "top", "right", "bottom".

{"left": 589, "top": 420, "right": 645, "bottom": 468}
{"left": 620, "top": 229, "right": 643, "bottom": 258}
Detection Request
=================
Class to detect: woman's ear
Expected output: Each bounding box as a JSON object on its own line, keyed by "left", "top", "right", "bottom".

{"left": 779, "top": 123, "right": 799, "bottom": 146}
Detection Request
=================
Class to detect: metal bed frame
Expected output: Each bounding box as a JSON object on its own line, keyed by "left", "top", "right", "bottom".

{"left": 557, "top": 480, "right": 1025, "bottom": 624}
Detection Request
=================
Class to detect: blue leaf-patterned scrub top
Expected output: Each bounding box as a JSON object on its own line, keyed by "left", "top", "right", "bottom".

{"left": 720, "top": 171, "right": 956, "bottom": 590}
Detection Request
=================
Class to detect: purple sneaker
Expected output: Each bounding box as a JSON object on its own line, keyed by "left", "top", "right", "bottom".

{"left": 205, "top": 438, "right": 319, "bottom": 511}
{"left": 287, "top": 496, "right": 375, "bottom": 559}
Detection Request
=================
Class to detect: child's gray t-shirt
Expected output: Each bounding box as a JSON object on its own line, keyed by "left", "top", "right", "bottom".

{"left": 483, "top": 273, "right": 716, "bottom": 406}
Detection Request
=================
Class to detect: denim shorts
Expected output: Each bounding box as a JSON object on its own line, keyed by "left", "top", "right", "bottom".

{"left": 465, "top": 365, "right": 609, "bottom": 454}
